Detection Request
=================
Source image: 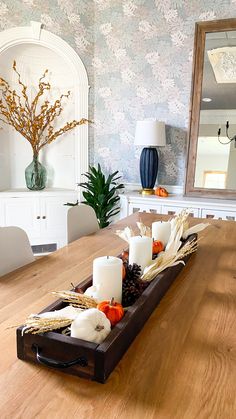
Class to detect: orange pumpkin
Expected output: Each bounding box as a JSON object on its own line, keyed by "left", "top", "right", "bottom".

{"left": 97, "top": 298, "right": 124, "bottom": 326}
{"left": 121, "top": 249, "right": 129, "bottom": 261}
{"left": 155, "top": 187, "right": 169, "bottom": 197}
{"left": 152, "top": 240, "right": 164, "bottom": 254}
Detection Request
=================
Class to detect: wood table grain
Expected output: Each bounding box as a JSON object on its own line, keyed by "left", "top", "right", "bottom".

{"left": 0, "top": 212, "right": 236, "bottom": 419}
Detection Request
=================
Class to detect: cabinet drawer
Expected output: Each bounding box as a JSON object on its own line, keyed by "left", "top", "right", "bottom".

{"left": 162, "top": 205, "right": 199, "bottom": 218}
{"left": 201, "top": 209, "right": 236, "bottom": 221}
{"left": 128, "top": 203, "right": 162, "bottom": 215}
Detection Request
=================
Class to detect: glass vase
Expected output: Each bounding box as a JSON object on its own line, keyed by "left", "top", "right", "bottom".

{"left": 25, "top": 154, "right": 47, "bottom": 190}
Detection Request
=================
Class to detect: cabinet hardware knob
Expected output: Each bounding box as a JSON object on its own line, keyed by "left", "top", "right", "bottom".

{"left": 37, "top": 216, "right": 40, "bottom": 219}
{"left": 42, "top": 216, "right": 46, "bottom": 219}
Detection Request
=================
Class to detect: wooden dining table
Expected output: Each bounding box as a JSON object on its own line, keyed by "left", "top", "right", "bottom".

{"left": 0, "top": 212, "right": 236, "bottom": 419}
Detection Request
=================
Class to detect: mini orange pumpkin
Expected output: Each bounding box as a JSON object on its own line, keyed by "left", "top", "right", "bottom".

{"left": 97, "top": 298, "right": 124, "bottom": 326}
{"left": 152, "top": 240, "right": 164, "bottom": 254}
{"left": 155, "top": 187, "right": 169, "bottom": 197}
{"left": 121, "top": 249, "right": 129, "bottom": 261}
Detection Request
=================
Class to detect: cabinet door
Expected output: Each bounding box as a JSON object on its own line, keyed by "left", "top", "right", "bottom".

{"left": 3, "top": 198, "right": 40, "bottom": 239}
{"left": 201, "top": 209, "right": 236, "bottom": 221}
{"left": 162, "top": 205, "right": 199, "bottom": 217}
{"left": 40, "top": 196, "right": 73, "bottom": 239}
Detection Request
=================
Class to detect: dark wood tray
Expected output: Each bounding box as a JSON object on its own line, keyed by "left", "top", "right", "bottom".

{"left": 16, "top": 234, "right": 197, "bottom": 383}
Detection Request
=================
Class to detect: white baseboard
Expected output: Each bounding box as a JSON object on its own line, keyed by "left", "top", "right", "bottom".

{"left": 123, "top": 183, "right": 184, "bottom": 195}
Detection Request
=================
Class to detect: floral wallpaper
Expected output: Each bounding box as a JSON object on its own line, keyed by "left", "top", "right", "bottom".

{"left": 1, "top": 0, "right": 236, "bottom": 186}
{"left": 93, "top": 0, "right": 236, "bottom": 186}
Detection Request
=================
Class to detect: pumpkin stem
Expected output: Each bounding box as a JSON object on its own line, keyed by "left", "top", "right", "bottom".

{"left": 95, "top": 324, "right": 105, "bottom": 332}
{"left": 110, "top": 297, "right": 115, "bottom": 306}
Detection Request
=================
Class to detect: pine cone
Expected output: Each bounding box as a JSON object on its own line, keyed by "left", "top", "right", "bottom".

{"left": 124, "top": 262, "right": 142, "bottom": 281}
{"left": 122, "top": 263, "right": 149, "bottom": 307}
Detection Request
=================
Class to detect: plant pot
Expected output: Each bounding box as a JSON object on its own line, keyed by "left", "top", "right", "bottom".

{"left": 25, "top": 154, "right": 47, "bottom": 190}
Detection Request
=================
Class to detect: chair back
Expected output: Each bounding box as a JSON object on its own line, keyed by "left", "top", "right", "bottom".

{"left": 0, "top": 226, "right": 35, "bottom": 276}
{"left": 67, "top": 204, "right": 100, "bottom": 244}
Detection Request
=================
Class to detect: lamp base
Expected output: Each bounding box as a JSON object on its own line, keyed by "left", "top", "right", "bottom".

{"left": 140, "top": 188, "right": 155, "bottom": 195}
{"left": 140, "top": 147, "right": 159, "bottom": 191}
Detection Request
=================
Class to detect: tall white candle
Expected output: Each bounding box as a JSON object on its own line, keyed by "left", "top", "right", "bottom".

{"left": 129, "top": 236, "right": 153, "bottom": 272}
{"left": 152, "top": 221, "right": 171, "bottom": 247}
{"left": 93, "top": 256, "right": 122, "bottom": 303}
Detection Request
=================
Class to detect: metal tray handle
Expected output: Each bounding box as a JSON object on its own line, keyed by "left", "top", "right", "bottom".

{"left": 32, "top": 344, "right": 88, "bottom": 369}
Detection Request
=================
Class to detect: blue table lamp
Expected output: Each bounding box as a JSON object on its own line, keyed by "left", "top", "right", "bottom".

{"left": 134, "top": 120, "right": 166, "bottom": 195}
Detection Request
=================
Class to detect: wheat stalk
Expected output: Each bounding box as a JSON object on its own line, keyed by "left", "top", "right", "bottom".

{"left": 21, "top": 316, "right": 73, "bottom": 335}
{"left": 51, "top": 290, "right": 97, "bottom": 309}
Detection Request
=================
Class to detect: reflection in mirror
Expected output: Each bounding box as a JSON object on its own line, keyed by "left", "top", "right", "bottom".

{"left": 194, "top": 30, "right": 236, "bottom": 190}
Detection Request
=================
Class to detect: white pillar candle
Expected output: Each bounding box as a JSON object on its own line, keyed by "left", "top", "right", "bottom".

{"left": 93, "top": 256, "right": 122, "bottom": 303}
{"left": 129, "top": 236, "right": 153, "bottom": 272}
{"left": 152, "top": 221, "right": 171, "bottom": 247}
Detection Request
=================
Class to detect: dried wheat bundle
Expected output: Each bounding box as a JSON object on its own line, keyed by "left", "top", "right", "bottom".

{"left": 9, "top": 306, "right": 82, "bottom": 335}
{"left": 141, "top": 237, "right": 198, "bottom": 282}
{"left": 22, "top": 316, "right": 73, "bottom": 335}
{"left": 52, "top": 290, "right": 97, "bottom": 309}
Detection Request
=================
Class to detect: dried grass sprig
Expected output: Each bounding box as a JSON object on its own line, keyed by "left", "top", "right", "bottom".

{"left": 52, "top": 290, "right": 97, "bottom": 309}
{"left": 22, "top": 316, "right": 73, "bottom": 335}
{"left": 0, "top": 61, "right": 91, "bottom": 155}
{"left": 141, "top": 237, "right": 198, "bottom": 282}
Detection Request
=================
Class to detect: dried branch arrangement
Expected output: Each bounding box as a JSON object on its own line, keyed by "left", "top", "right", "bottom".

{"left": 141, "top": 237, "right": 199, "bottom": 282}
{"left": 116, "top": 209, "right": 209, "bottom": 282}
{"left": 0, "top": 61, "right": 90, "bottom": 155}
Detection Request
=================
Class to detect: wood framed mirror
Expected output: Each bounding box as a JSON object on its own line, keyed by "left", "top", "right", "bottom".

{"left": 185, "top": 18, "right": 236, "bottom": 199}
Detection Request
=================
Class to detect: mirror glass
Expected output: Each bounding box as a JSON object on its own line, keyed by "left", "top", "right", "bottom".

{"left": 194, "top": 30, "right": 236, "bottom": 190}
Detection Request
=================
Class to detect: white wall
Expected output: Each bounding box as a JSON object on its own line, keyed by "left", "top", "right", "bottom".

{"left": 195, "top": 154, "right": 228, "bottom": 187}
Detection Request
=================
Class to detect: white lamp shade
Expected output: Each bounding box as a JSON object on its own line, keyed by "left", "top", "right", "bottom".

{"left": 134, "top": 120, "right": 166, "bottom": 147}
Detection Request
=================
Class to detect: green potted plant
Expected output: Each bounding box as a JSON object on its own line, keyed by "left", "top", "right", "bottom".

{"left": 78, "top": 164, "right": 124, "bottom": 228}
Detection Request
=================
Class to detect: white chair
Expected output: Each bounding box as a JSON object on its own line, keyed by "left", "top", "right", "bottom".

{"left": 0, "top": 226, "right": 35, "bottom": 276}
{"left": 67, "top": 204, "right": 100, "bottom": 244}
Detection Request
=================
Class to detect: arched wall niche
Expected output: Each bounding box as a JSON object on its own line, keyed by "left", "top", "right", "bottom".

{"left": 0, "top": 21, "right": 89, "bottom": 194}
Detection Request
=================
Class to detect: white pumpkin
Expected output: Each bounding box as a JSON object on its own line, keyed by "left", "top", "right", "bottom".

{"left": 84, "top": 285, "right": 101, "bottom": 301}
{"left": 38, "top": 306, "right": 82, "bottom": 320}
{"left": 70, "top": 308, "right": 111, "bottom": 344}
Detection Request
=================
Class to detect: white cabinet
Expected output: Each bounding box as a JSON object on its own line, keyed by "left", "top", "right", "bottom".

{"left": 0, "top": 189, "right": 77, "bottom": 253}
{"left": 120, "top": 192, "right": 236, "bottom": 222}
